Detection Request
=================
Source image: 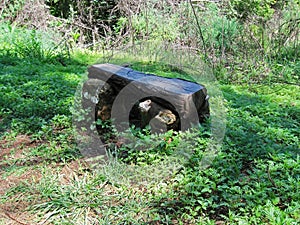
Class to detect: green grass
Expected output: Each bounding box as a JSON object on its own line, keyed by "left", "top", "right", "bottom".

{"left": 0, "top": 25, "right": 299, "bottom": 224}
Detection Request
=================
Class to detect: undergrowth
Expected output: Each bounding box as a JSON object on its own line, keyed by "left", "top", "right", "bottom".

{"left": 0, "top": 23, "right": 299, "bottom": 225}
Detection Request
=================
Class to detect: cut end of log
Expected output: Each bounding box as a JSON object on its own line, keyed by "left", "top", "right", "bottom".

{"left": 155, "top": 109, "right": 177, "bottom": 125}
{"left": 139, "top": 99, "right": 152, "bottom": 113}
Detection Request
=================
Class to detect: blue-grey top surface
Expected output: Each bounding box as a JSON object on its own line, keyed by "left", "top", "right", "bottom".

{"left": 91, "top": 64, "right": 204, "bottom": 95}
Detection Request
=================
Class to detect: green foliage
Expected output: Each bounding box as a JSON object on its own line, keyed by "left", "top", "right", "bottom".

{"left": 45, "top": 0, "right": 120, "bottom": 43}
{"left": 0, "top": 23, "right": 299, "bottom": 224}
{"left": 230, "top": 0, "right": 277, "bottom": 21}
{"left": 115, "top": 129, "right": 182, "bottom": 165}
{"left": 0, "top": 24, "right": 86, "bottom": 135}
{"left": 113, "top": 16, "right": 128, "bottom": 35}
{"left": 0, "top": 62, "right": 83, "bottom": 134}
{"left": 121, "top": 1, "right": 296, "bottom": 86}
{"left": 201, "top": 4, "right": 240, "bottom": 55}
{"left": 0, "top": 23, "right": 70, "bottom": 65}
{"left": 131, "top": 10, "right": 180, "bottom": 42}
{"left": 25, "top": 171, "right": 108, "bottom": 224}
{"left": 153, "top": 84, "right": 299, "bottom": 223}
{"left": 129, "top": 2, "right": 240, "bottom": 56}
{"left": 225, "top": 0, "right": 299, "bottom": 69}
{"left": 0, "top": 0, "right": 25, "bottom": 21}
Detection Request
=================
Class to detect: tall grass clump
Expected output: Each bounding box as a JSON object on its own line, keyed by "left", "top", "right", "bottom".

{"left": 0, "top": 23, "right": 70, "bottom": 65}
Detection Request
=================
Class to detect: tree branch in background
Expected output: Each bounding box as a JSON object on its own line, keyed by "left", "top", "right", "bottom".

{"left": 188, "top": 0, "right": 207, "bottom": 57}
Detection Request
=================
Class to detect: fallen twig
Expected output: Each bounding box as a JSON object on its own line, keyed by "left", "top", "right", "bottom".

{"left": 4, "top": 212, "right": 30, "bottom": 225}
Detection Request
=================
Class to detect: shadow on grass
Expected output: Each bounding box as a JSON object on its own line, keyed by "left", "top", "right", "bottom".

{"left": 0, "top": 54, "right": 88, "bottom": 136}
{"left": 222, "top": 85, "right": 299, "bottom": 158}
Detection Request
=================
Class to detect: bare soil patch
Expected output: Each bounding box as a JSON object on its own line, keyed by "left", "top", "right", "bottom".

{"left": 0, "top": 135, "right": 33, "bottom": 161}
{"left": 0, "top": 135, "right": 45, "bottom": 224}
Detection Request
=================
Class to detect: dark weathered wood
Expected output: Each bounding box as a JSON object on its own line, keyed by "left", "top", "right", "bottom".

{"left": 87, "top": 63, "right": 210, "bottom": 132}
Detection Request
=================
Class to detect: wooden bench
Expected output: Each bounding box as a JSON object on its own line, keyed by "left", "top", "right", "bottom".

{"left": 85, "top": 63, "right": 209, "bottom": 132}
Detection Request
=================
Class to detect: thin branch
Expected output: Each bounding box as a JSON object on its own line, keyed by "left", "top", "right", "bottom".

{"left": 188, "top": 0, "right": 207, "bottom": 57}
